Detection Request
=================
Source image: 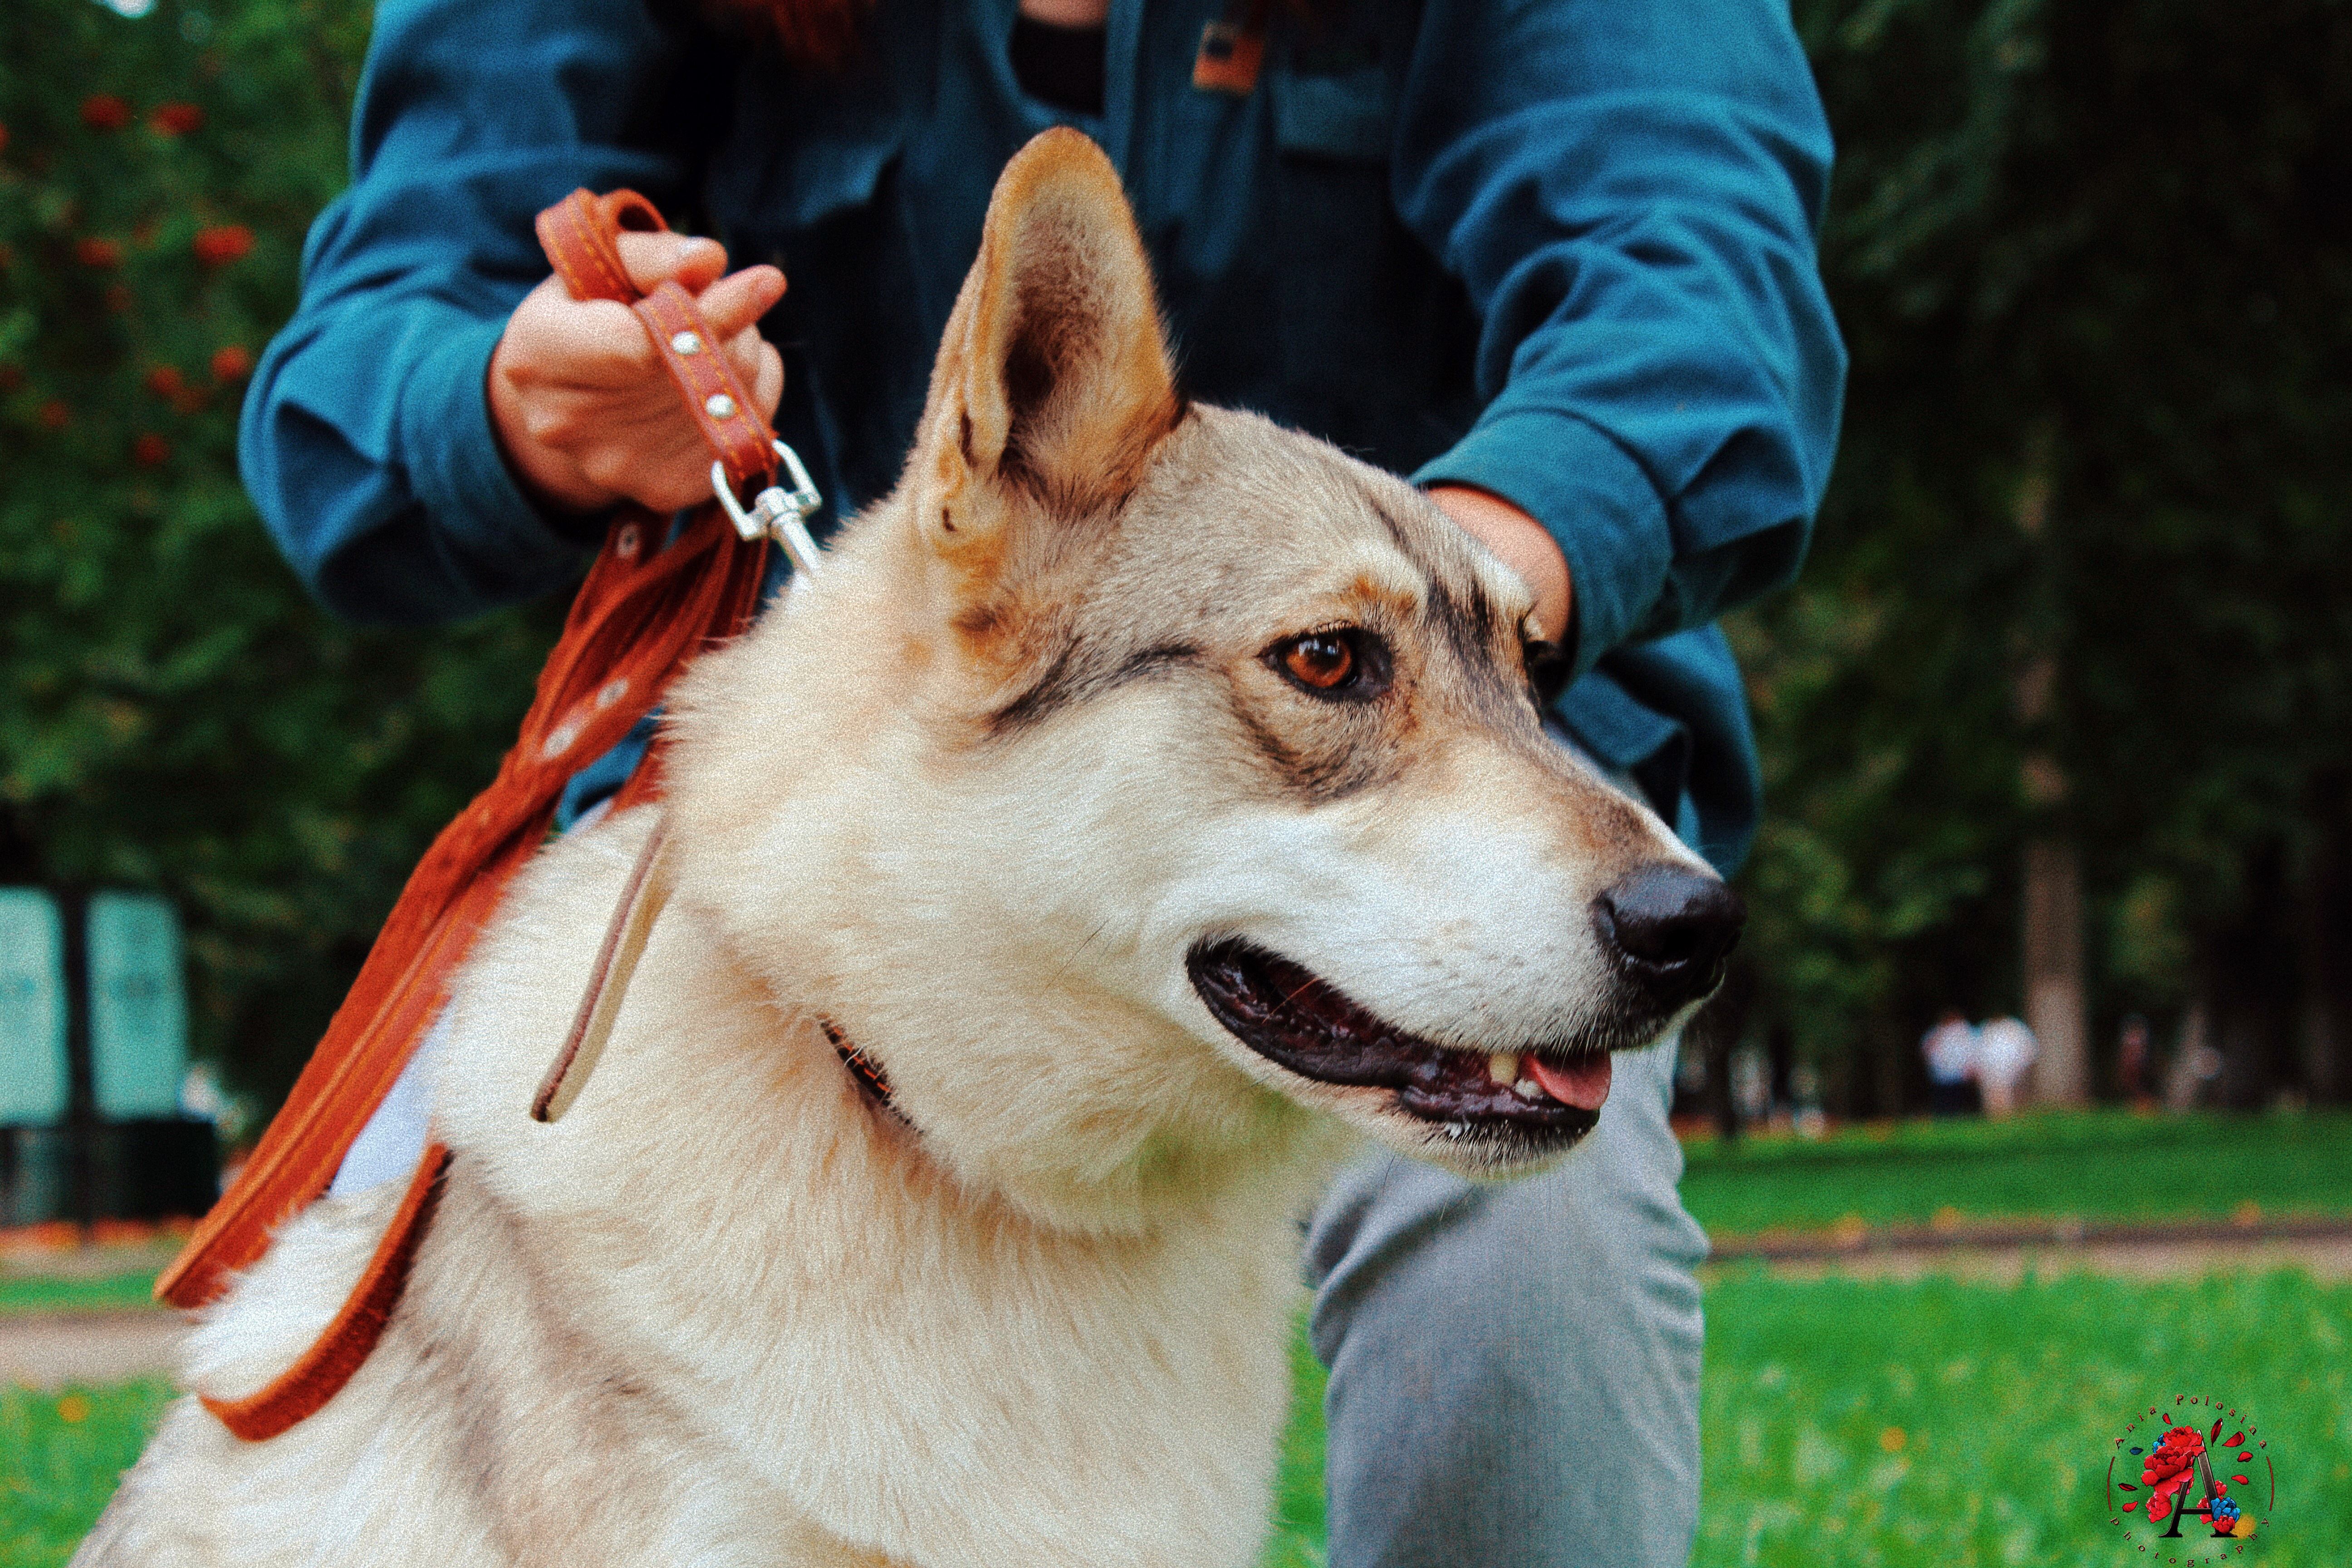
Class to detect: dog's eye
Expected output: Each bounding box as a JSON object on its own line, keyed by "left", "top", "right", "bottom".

{"left": 1523, "top": 638, "right": 1570, "bottom": 708}
{"left": 1285, "top": 633, "right": 1354, "bottom": 689}
{"left": 1268, "top": 629, "right": 1389, "bottom": 700}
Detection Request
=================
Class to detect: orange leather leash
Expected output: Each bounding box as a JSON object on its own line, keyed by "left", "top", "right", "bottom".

{"left": 165, "top": 188, "right": 811, "bottom": 1441}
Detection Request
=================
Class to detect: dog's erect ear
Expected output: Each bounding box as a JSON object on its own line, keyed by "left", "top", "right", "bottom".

{"left": 915, "top": 129, "right": 1179, "bottom": 549}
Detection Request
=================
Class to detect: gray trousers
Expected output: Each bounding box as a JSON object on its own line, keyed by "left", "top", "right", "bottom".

{"left": 1304, "top": 1037, "right": 1705, "bottom": 1568}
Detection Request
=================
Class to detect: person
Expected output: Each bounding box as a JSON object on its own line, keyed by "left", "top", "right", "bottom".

{"left": 240, "top": 0, "right": 1843, "bottom": 1562}
{"left": 1974, "top": 1015, "right": 2039, "bottom": 1119}
{"left": 1921, "top": 1008, "right": 1982, "bottom": 1117}
{"left": 2117, "top": 1012, "right": 2153, "bottom": 1108}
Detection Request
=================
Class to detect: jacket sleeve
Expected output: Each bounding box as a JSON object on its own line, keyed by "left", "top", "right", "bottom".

{"left": 1396, "top": 0, "right": 1846, "bottom": 682}
{"left": 238, "top": 0, "right": 691, "bottom": 626}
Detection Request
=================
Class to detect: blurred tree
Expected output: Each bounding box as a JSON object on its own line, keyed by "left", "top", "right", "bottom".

{"left": 1737, "top": 0, "right": 2352, "bottom": 1113}
{"left": 0, "top": 0, "right": 562, "bottom": 1116}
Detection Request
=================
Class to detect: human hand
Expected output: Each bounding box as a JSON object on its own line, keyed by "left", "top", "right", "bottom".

{"left": 1426, "top": 485, "right": 1572, "bottom": 645}
{"left": 488, "top": 233, "right": 787, "bottom": 515}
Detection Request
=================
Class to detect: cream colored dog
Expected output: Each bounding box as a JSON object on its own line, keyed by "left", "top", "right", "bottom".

{"left": 78, "top": 129, "right": 1740, "bottom": 1568}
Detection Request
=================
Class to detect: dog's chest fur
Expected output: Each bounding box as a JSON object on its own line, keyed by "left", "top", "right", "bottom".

{"left": 92, "top": 813, "right": 1321, "bottom": 1568}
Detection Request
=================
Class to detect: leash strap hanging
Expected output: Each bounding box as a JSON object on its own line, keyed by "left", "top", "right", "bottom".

{"left": 530, "top": 816, "right": 675, "bottom": 1122}
{"left": 166, "top": 188, "right": 814, "bottom": 1442}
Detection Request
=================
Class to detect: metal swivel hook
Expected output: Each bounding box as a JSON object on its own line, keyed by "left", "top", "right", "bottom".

{"left": 712, "top": 440, "right": 824, "bottom": 578}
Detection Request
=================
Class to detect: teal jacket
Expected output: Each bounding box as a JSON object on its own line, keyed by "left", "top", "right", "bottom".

{"left": 241, "top": 0, "right": 1844, "bottom": 871}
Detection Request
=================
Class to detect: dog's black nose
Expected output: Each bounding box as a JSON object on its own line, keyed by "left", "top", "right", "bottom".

{"left": 1592, "top": 865, "right": 1746, "bottom": 1009}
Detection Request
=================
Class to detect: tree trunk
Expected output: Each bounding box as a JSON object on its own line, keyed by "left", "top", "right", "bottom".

{"left": 2298, "top": 769, "right": 2351, "bottom": 1104}
{"left": 2207, "top": 844, "right": 2296, "bottom": 1109}
{"left": 2022, "top": 837, "right": 2089, "bottom": 1104}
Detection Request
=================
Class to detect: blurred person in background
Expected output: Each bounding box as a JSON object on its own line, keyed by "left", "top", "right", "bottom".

{"left": 1975, "top": 1016, "right": 2039, "bottom": 1119}
{"left": 239, "top": 0, "right": 1844, "bottom": 1561}
{"left": 2117, "top": 1013, "right": 2154, "bottom": 1109}
{"left": 1922, "top": 1008, "right": 1981, "bottom": 1117}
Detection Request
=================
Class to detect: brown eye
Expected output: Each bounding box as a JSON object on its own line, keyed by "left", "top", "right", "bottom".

{"left": 1283, "top": 633, "right": 1355, "bottom": 690}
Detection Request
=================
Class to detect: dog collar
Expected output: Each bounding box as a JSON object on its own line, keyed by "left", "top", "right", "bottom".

{"left": 531, "top": 819, "right": 907, "bottom": 1129}
{"left": 822, "top": 1020, "right": 904, "bottom": 1120}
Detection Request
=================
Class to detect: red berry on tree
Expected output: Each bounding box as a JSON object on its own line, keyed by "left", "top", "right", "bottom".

{"left": 133, "top": 432, "right": 171, "bottom": 467}
{"left": 150, "top": 103, "right": 204, "bottom": 136}
{"left": 80, "top": 95, "right": 131, "bottom": 130}
{"left": 75, "top": 237, "right": 123, "bottom": 269}
{"left": 192, "top": 225, "right": 254, "bottom": 266}
{"left": 210, "top": 344, "right": 254, "bottom": 382}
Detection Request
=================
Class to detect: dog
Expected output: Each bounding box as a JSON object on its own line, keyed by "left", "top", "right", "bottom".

{"left": 77, "top": 128, "right": 1740, "bottom": 1568}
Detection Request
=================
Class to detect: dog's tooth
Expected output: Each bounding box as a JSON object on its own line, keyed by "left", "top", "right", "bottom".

{"left": 1514, "top": 1078, "right": 1543, "bottom": 1100}
{"left": 1488, "top": 1052, "right": 1520, "bottom": 1086}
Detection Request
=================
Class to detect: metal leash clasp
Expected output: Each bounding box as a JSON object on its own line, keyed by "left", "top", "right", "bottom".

{"left": 713, "top": 440, "right": 824, "bottom": 579}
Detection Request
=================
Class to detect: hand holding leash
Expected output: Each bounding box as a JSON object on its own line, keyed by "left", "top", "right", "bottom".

{"left": 489, "top": 231, "right": 787, "bottom": 514}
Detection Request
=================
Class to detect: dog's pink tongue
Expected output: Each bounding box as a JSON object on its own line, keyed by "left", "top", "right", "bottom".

{"left": 1525, "top": 1053, "right": 1613, "bottom": 1112}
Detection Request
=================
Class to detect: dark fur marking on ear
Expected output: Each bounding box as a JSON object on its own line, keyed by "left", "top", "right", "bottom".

{"left": 958, "top": 410, "right": 975, "bottom": 470}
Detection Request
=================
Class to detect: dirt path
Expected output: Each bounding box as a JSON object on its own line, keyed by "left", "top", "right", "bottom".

{"left": 1712, "top": 1232, "right": 2352, "bottom": 1283}
{"left": 0, "top": 1310, "right": 184, "bottom": 1391}
{"left": 1704, "top": 1215, "right": 2352, "bottom": 1284}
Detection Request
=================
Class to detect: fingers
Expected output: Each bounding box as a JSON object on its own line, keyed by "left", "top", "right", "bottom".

{"left": 1426, "top": 484, "right": 1573, "bottom": 644}
{"left": 491, "top": 248, "right": 792, "bottom": 515}
{"left": 750, "top": 340, "right": 785, "bottom": 423}
{"left": 617, "top": 230, "right": 729, "bottom": 296}
{"left": 695, "top": 265, "right": 787, "bottom": 339}
{"left": 509, "top": 293, "right": 664, "bottom": 388}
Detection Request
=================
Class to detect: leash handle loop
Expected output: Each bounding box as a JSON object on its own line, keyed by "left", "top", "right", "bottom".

{"left": 534, "top": 188, "right": 668, "bottom": 305}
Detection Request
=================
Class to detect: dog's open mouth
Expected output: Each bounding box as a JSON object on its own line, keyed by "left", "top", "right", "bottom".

{"left": 1186, "top": 939, "right": 1609, "bottom": 1135}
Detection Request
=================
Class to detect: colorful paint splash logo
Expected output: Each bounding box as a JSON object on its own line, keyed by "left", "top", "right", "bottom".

{"left": 2104, "top": 1394, "right": 2274, "bottom": 1559}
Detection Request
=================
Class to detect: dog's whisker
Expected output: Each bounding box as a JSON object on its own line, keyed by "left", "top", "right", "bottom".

{"left": 1044, "top": 917, "right": 1116, "bottom": 986}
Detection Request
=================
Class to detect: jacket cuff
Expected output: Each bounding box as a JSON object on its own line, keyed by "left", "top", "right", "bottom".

{"left": 1412, "top": 409, "right": 1671, "bottom": 683}
{"left": 397, "top": 316, "right": 606, "bottom": 572}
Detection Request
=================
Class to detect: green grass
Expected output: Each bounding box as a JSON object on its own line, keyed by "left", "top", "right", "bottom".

{"left": 1262, "top": 1313, "right": 1332, "bottom": 1568}
{"left": 1694, "top": 1270, "right": 2352, "bottom": 1567}
{"left": 1680, "top": 1110, "right": 2352, "bottom": 1236}
{"left": 1250, "top": 1270, "right": 2352, "bottom": 1568}
{"left": 11, "top": 1269, "right": 2350, "bottom": 1568}
{"left": 1, "top": 1381, "right": 172, "bottom": 1568}
{"left": 0, "top": 1274, "right": 161, "bottom": 1319}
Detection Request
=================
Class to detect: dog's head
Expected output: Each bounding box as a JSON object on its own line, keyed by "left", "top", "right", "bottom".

{"left": 667, "top": 130, "right": 1740, "bottom": 1228}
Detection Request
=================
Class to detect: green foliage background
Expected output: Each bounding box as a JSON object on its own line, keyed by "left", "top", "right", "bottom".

{"left": 1734, "top": 0, "right": 2352, "bottom": 1108}
{"left": 0, "top": 0, "right": 561, "bottom": 1105}
{"left": 2, "top": 0, "right": 2348, "bottom": 1116}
